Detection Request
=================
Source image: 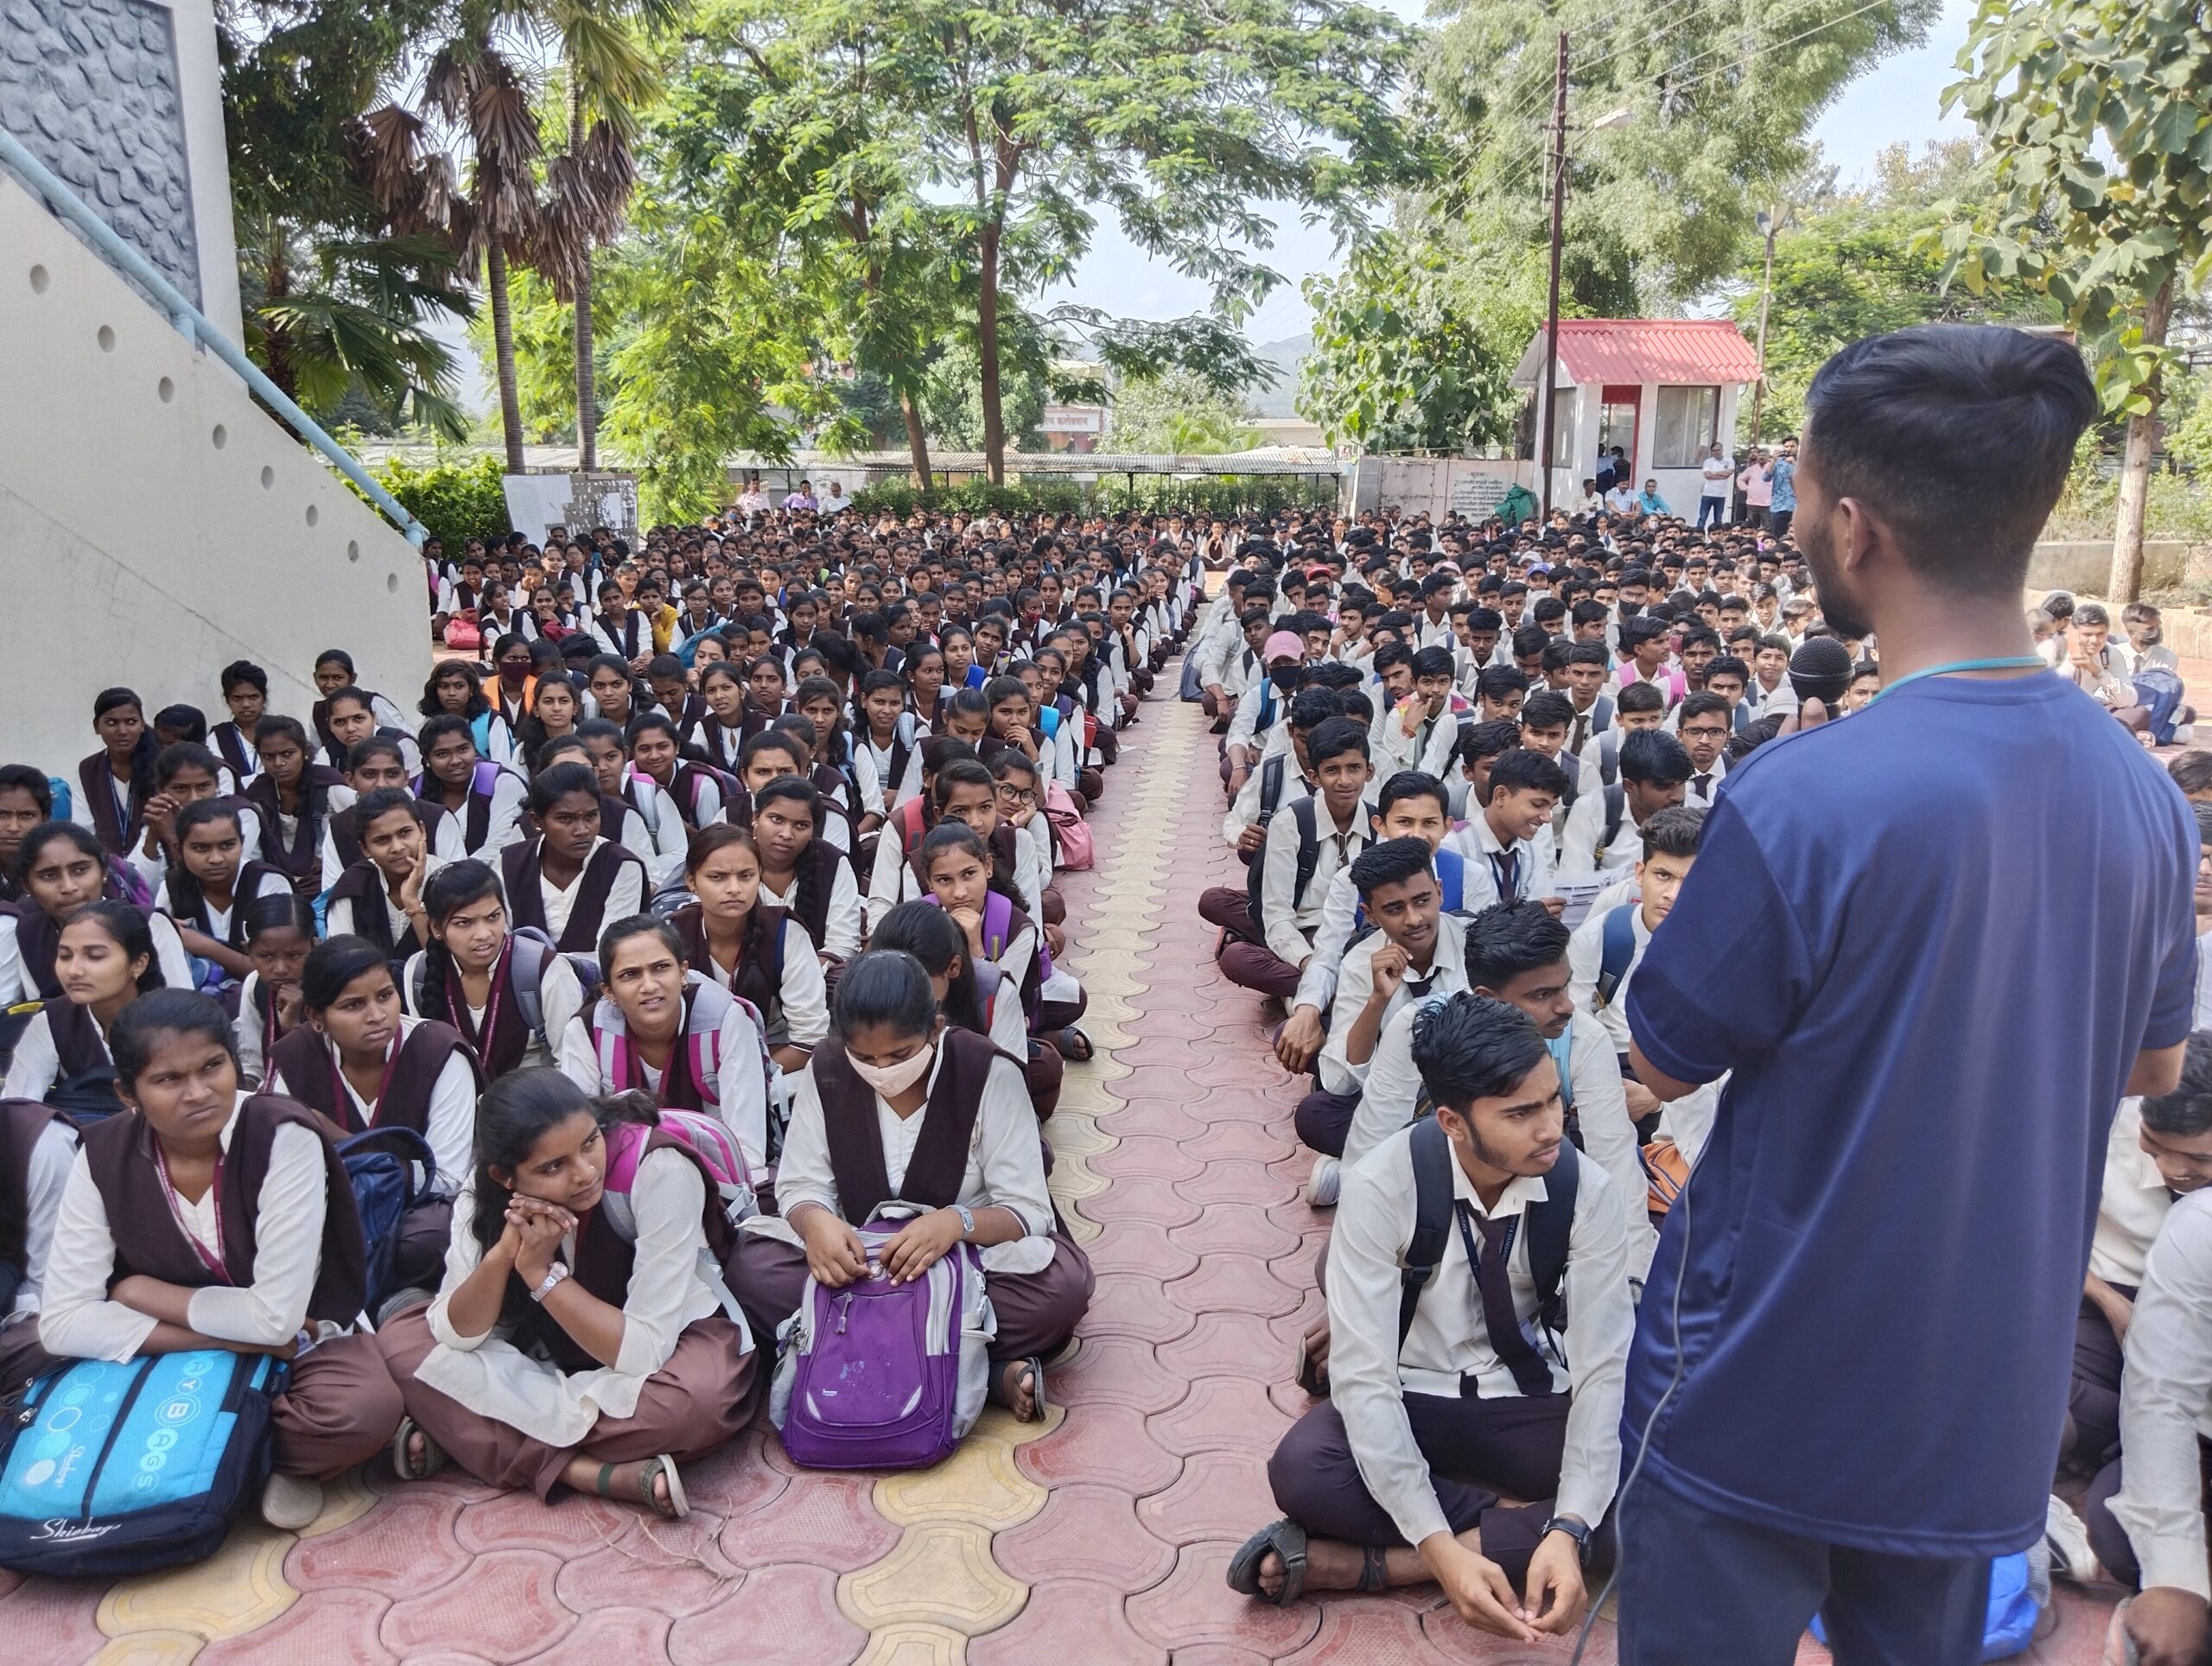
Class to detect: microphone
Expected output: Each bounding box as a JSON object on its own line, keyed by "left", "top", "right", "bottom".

{"left": 1788, "top": 638, "right": 1853, "bottom": 719}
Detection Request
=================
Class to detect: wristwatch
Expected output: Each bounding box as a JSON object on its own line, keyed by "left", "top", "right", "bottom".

{"left": 950, "top": 1205, "right": 976, "bottom": 1239}
{"left": 1540, "top": 1515, "right": 1592, "bottom": 1566}
{"left": 528, "top": 1263, "right": 570, "bottom": 1303}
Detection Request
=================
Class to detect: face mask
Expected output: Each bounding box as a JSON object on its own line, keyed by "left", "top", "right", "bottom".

{"left": 847, "top": 1044, "right": 935, "bottom": 1097}
{"left": 1268, "top": 667, "right": 1302, "bottom": 693}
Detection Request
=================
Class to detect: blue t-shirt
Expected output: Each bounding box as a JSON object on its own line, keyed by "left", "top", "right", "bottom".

{"left": 1623, "top": 671, "right": 2196, "bottom": 1556}
{"left": 1769, "top": 456, "right": 1796, "bottom": 512}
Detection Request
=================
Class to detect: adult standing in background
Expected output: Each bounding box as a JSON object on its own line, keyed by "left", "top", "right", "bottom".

{"left": 1616, "top": 326, "right": 2197, "bottom": 1662}
{"left": 1767, "top": 436, "right": 1798, "bottom": 542}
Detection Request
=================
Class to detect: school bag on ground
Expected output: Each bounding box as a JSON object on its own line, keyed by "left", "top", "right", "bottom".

{"left": 337, "top": 1126, "right": 436, "bottom": 1315}
{"left": 0, "top": 1351, "right": 284, "bottom": 1576}
{"left": 771, "top": 1208, "right": 993, "bottom": 1470}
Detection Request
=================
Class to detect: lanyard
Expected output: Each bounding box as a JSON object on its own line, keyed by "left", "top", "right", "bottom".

{"left": 450, "top": 945, "right": 505, "bottom": 1054}
{"left": 1873, "top": 656, "right": 2046, "bottom": 702}
{"left": 331, "top": 1033, "right": 401, "bottom": 1129}
{"left": 153, "top": 1144, "right": 231, "bottom": 1281}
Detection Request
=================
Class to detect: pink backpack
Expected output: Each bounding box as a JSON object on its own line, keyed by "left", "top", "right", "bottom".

{"left": 602, "top": 1111, "right": 758, "bottom": 1224}
{"left": 1044, "top": 782, "right": 1092, "bottom": 870}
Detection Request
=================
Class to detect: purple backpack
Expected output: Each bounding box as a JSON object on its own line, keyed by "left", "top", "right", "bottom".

{"left": 769, "top": 1212, "right": 992, "bottom": 1470}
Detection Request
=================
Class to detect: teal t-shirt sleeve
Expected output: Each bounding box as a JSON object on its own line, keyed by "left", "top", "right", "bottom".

{"left": 1623, "top": 798, "right": 1814, "bottom": 1088}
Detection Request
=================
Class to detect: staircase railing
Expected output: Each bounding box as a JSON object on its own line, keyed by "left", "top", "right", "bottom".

{"left": 0, "top": 130, "right": 429, "bottom": 548}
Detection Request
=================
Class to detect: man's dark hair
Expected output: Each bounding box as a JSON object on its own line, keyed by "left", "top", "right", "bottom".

{"left": 1464, "top": 899, "right": 1572, "bottom": 991}
{"left": 1707, "top": 654, "right": 1750, "bottom": 689}
{"left": 1376, "top": 769, "right": 1451, "bottom": 823}
{"left": 1410, "top": 645, "right": 1458, "bottom": 682}
{"left": 1486, "top": 747, "right": 1569, "bottom": 799}
{"left": 2143, "top": 1033, "right": 2212, "bottom": 1138}
{"left": 1677, "top": 690, "right": 1732, "bottom": 727}
{"left": 1641, "top": 803, "right": 1707, "bottom": 860}
{"left": 1288, "top": 688, "right": 1343, "bottom": 732}
{"left": 1620, "top": 728, "right": 1694, "bottom": 787}
{"left": 1620, "top": 615, "right": 1670, "bottom": 651}
{"left": 2195, "top": 802, "right": 2212, "bottom": 849}
{"left": 1410, "top": 993, "right": 1550, "bottom": 1112}
{"left": 1617, "top": 682, "right": 1667, "bottom": 717}
{"left": 1802, "top": 325, "right": 2096, "bottom": 593}
{"left": 2168, "top": 749, "right": 2212, "bottom": 798}
{"left": 1307, "top": 662, "right": 1365, "bottom": 692}
{"left": 1567, "top": 640, "right": 1610, "bottom": 668}
{"left": 1349, "top": 836, "right": 1436, "bottom": 900}
{"left": 1521, "top": 690, "right": 1575, "bottom": 732}
{"left": 1370, "top": 641, "right": 1413, "bottom": 676}
{"left": 1476, "top": 665, "right": 1530, "bottom": 702}
{"left": 1306, "top": 717, "right": 1370, "bottom": 770}
{"left": 1456, "top": 718, "right": 1522, "bottom": 767}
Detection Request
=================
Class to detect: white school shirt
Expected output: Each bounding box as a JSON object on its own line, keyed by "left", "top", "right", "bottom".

{"left": 556, "top": 986, "right": 773, "bottom": 1175}
{"left": 425, "top": 771, "right": 530, "bottom": 857}
{"left": 764, "top": 857, "right": 862, "bottom": 961}
{"left": 41, "top": 1093, "right": 336, "bottom": 1362}
{"left": 1326, "top": 1125, "right": 1631, "bottom": 1548}
{"left": 398, "top": 944, "right": 588, "bottom": 1074}
{"left": 543, "top": 837, "right": 646, "bottom": 944}
{"left": 265, "top": 1018, "right": 478, "bottom": 1197}
{"left": 1566, "top": 900, "right": 1648, "bottom": 1056}
{"left": 152, "top": 862, "right": 292, "bottom": 936}
{"left": 129, "top": 805, "right": 266, "bottom": 899}
{"left": 1683, "top": 752, "right": 1730, "bottom": 807}
{"left": 327, "top": 855, "right": 448, "bottom": 944}
{"left": 3, "top": 1006, "right": 111, "bottom": 1100}
{"left": 3, "top": 1119, "right": 77, "bottom": 1325}
{"left": 2111, "top": 1188, "right": 2212, "bottom": 1599}
{"left": 1446, "top": 813, "right": 1560, "bottom": 911}
{"left": 2196, "top": 928, "right": 2212, "bottom": 1031}
{"left": 767, "top": 1047, "right": 1054, "bottom": 1275}
{"left": 1317, "top": 915, "right": 1471, "bottom": 1097}
{"left": 2089, "top": 1099, "right": 2172, "bottom": 1288}
{"left": 1222, "top": 760, "right": 1311, "bottom": 849}
{"left": 1259, "top": 792, "right": 1374, "bottom": 970}
{"left": 1556, "top": 784, "right": 1646, "bottom": 879}
{"left": 624, "top": 773, "right": 691, "bottom": 889}
{"left": 417, "top": 1153, "right": 739, "bottom": 1449}
{"left": 320, "top": 787, "right": 467, "bottom": 890}
{"left": 690, "top": 913, "right": 831, "bottom": 1051}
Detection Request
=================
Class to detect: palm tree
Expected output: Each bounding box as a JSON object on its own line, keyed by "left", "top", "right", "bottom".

{"left": 353, "top": 13, "right": 547, "bottom": 473}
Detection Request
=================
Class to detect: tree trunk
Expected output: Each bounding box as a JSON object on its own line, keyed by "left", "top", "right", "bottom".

{"left": 899, "top": 386, "right": 932, "bottom": 492}
{"left": 977, "top": 221, "right": 1005, "bottom": 486}
{"left": 2109, "top": 276, "right": 2175, "bottom": 604}
{"left": 569, "top": 86, "right": 598, "bottom": 471}
{"left": 486, "top": 232, "right": 527, "bottom": 476}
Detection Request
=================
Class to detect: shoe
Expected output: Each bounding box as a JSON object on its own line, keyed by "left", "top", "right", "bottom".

{"left": 1306, "top": 1155, "right": 1341, "bottom": 1208}
{"left": 261, "top": 1472, "right": 323, "bottom": 1531}
{"left": 2044, "top": 1491, "right": 2099, "bottom": 1584}
{"left": 375, "top": 1286, "right": 435, "bottom": 1327}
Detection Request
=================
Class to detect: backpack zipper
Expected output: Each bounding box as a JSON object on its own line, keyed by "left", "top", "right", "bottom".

{"left": 78, "top": 1358, "right": 155, "bottom": 1521}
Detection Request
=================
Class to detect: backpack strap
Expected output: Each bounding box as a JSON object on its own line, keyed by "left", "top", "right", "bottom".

{"left": 1597, "top": 731, "right": 1620, "bottom": 786}
{"left": 1259, "top": 754, "right": 1287, "bottom": 821}
{"left": 1596, "top": 782, "right": 1625, "bottom": 866}
{"left": 1594, "top": 906, "right": 1637, "bottom": 1009}
{"left": 1290, "top": 796, "right": 1324, "bottom": 912}
{"left": 1398, "top": 1114, "right": 1456, "bottom": 1351}
{"left": 1524, "top": 1144, "right": 1580, "bottom": 1322}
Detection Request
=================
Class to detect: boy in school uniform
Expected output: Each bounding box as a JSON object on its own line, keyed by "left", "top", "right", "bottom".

{"left": 1672, "top": 690, "right": 1734, "bottom": 806}
{"left": 1558, "top": 728, "right": 1691, "bottom": 880}
{"left": 1377, "top": 646, "right": 1466, "bottom": 779}
{"left": 1217, "top": 720, "right": 1376, "bottom": 1001}
{"left": 1446, "top": 749, "right": 1567, "bottom": 914}
{"left": 1224, "top": 632, "right": 1308, "bottom": 800}
{"left": 1296, "top": 836, "right": 1473, "bottom": 1203}
{"left": 1231, "top": 995, "right": 1630, "bottom": 1642}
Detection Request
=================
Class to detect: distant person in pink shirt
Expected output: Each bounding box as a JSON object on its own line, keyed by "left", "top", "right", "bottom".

{"left": 1738, "top": 450, "right": 1773, "bottom": 529}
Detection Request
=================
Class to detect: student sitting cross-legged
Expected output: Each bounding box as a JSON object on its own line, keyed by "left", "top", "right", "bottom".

{"left": 375, "top": 1070, "right": 759, "bottom": 1519}
{"left": 1231, "top": 995, "right": 1630, "bottom": 1639}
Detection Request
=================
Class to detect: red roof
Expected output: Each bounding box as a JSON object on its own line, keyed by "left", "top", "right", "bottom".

{"left": 1515, "top": 319, "right": 1760, "bottom": 387}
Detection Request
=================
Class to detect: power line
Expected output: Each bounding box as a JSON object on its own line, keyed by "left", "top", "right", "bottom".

{"left": 1490, "top": 0, "right": 1732, "bottom": 133}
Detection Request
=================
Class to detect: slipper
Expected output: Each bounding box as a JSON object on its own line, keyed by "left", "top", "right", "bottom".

{"left": 391, "top": 1415, "right": 447, "bottom": 1482}
{"left": 1294, "top": 1335, "right": 1328, "bottom": 1399}
{"left": 1055, "top": 1027, "right": 1095, "bottom": 1063}
{"left": 596, "top": 1453, "right": 690, "bottom": 1520}
{"left": 1227, "top": 1518, "right": 1309, "bottom": 1606}
{"left": 993, "top": 1354, "right": 1049, "bottom": 1422}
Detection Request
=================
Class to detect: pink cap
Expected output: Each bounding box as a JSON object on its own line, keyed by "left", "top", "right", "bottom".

{"left": 1263, "top": 630, "right": 1305, "bottom": 664}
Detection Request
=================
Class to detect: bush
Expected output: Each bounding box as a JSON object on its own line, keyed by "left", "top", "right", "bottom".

{"left": 372, "top": 454, "right": 512, "bottom": 550}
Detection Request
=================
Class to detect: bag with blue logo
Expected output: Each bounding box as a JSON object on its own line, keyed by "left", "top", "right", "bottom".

{"left": 1810, "top": 1551, "right": 2037, "bottom": 1661}
{"left": 336, "top": 1127, "right": 436, "bottom": 1315}
{"left": 0, "top": 1351, "right": 284, "bottom": 1575}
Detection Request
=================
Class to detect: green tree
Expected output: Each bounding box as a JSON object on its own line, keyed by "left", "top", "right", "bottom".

{"left": 1942, "top": 0, "right": 2212, "bottom": 600}
{"left": 1109, "top": 368, "right": 1262, "bottom": 455}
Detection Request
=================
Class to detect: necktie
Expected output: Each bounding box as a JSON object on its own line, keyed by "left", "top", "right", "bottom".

{"left": 1693, "top": 772, "right": 1711, "bottom": 798}
{"left": 1571, "top": 714, "right": 1588, "bottom": 753}
{"left": 1456, "top": 1205, "right": 1555, "bottom": 1396}
{"left": 1489, "top": 848, "right": 1520, "bottom": 901}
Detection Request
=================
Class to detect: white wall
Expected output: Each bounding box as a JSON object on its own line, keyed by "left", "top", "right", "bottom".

{"left": 1344, "top": 456, "right": 1535, "bottom": 520}
{"left": 164, "top": 0, "right": 244, "bottom": 348}
{"left": 0, "top": 176, "right": 430, "bottom": 779}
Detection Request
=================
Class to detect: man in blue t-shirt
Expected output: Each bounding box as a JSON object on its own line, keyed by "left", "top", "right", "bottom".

{"left": 1616, "top": 325, "right": 2198, "bottom": 1663}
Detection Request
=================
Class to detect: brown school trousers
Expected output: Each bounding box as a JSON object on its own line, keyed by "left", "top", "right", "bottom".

{"left": 273, "top": 1331, "right": 407, "bottom": 1479}
{"left": 377, "top": 1307, "right": 759, "bottom": 1500}
{"left": 727, "top": 1230, "right": 1093, "bottom": 1371}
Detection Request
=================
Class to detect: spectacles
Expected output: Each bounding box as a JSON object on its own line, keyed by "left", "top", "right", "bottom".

{"left": 1681, "top": 725, "right": 1729, "bottom": 740}
{"left": 995, "top": 785, "right": 1039, "bottom": 805}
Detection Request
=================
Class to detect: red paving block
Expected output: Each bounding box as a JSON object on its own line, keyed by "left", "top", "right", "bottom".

{"left": 1287, "top": 1598, "right": 1471, "bottom": 1664}
{"left": 1165, "top": 1252, "right": 1306, "bottom": 1319}
{"left": 1095, "top": 1135, "right": 1207, "bottom": 1183}
{"left": 1019, "top": 1402, "right": 1184, "bottom": 1495}
{"left": 1127, "top": 1542, "right": 1323, "bottom": 1656}
{"left": 1175, "top": 1160, "right": 1301, "bottom": 1210}
{"left": 200, "top": 1587, "right": 391, "bottom": 1663}
{"left": 1152, "top": 1374, "right": 1295, "bottom": 1457}
{"left": 1175, "top": 1205, "right": 1306, "bottom": 1262}
{"left": 668, "top": 1564, "right": 865, "bottom": 1665}
{"left": 716, "top": 1470, "right": 898, "bottom": 1573}
{"left": 1052, "top": 1332, "right": 1190, "bottom": 1415}
{"left": 995, "top": 1481, "right": 1179, "bottom": 1590}
{"left": 1098, "top": 1099, "right": 1212, "bottom": 1143}
{"left": 290, "top": 1486, "right": 474, "bottom": 1599}
{"left": 0, "top": 1579, "right": 104, "bottom": 1660}
{"left": 1089, "top": 1218, "right": 1204, "bottom": 1281}
{"left": 529, "top": 1606, "right": 674, "bottom": 1663}
{"left": 1158, "top": 1311, "right": 1299, "bottom": 1383}
{"left": 381, "top": 1548, "right": 575, "bottom": 1662}
{"left": 675, "top": 1424, "right": 791, "bottom": 1520}
{"left": 1187, "top": 1118, "right": 1301, "bottom": 1166}
{"left": 1138, "top": 1448, "right": 1282, "bottom": 1547}
{"left": 1082, "top": 1173, "right": 1205, "bottom": 1228}
{"left": 969, "top": 1577, "right": 1168, "bottom": 1665}
{"left": 553, "top": 1511, "right": 745, "bottom": 1618}
{"left": 1085, "top": 1271, "right": 1202, "bottom": 1344}
{"left": 453, "top": 1485, "right": 633, "bottom": 1555}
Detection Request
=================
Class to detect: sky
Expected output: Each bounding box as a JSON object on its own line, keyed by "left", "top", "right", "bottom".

{"left": 1046, "top": 0, "right": 1979, "bottom": 346}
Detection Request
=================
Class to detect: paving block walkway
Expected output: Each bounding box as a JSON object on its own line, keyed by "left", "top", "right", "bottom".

{"left": 0, "top": 670, "right": 2135, "bottom": 1663}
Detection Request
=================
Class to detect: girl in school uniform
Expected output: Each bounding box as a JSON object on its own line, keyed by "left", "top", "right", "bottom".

{"left": 0, "top": 1098, "right": 79, "bottom": 1396}
{"left": 516, "top": 673, "right": 585, "bottom": 775}
{"left": 585, "top": 655, "right": 650, "bottom": 731}
{"left": 416, "top": 715, "right": 528, "bottom": 857}
{"left": 868, "top": 760, "right": 1046, "bottom": 930}
{"left": 245, "top": 715, "right": 347, "bottom": 896}
{"left": 373, "top": 1069, "right": 758, "bottom": 1517}
{"left": 403, "top": 862, "right": 589, "bottom": 1079}
{"left": 498, "top": 764, "right": 648, "bottom": 955}
{"left": 213, "top": 660, "right": 268, "bottom": 787}
{"left": 853, "top": 670, "right": 922, "bottom": 832}
{"left": 418, "top": 662, "right": 520, "bottom": 769}
{"left": 556, "top": 915, "right": 772, "bottom": 1180}
{"left": 903, "top": 643, "right": 950, "bottom": 734}
{"left": 73, "top": 687, "right": 158, "bottom": 859}
{"left": 40, "top": 989, "right": 404, "bottom": 1529}
{"left": 323, "top": 789, "right": 441, "bottom": 962}
{"left": 669, "top": 826, "right": 828, "bottom": 1078}
{"left": 321, "top": 738, "right": 462, "bottom": 893}
{"left": 265, "top": 938, "right": 479, "bottom": 1298}
{"left": 233, "top": 893, "right": 314, "bottom": 1090}
{"left": 2, "top": 824, "right": 193, "bottom": 1007}
{"left": 155, "top": 799, "right": 291, "bottom": 984}
{"left": 871, "top": 900, "right": 1059, "bottom": 1119}
{"left": 486, "top": 633, "right": 537, "bottom": 732}
{"left": 626, "top": 714, "right": 726, "bottom": 833}
{"left": 726, "top": 951, "right": 1090, "bottom": 1421}
{"left": 475, "top": 581, "right": 527, "bottom": 646}
{"left": 684, "top": 662, "right": 759, "bottom": 775}
{"left": 747, "top": 776, "right": 863, "bottom": 963}
{"left": 3, "top": 901, "right": 162, "bottom": 1116}
{"left": 309, "top": 650, "right": 407, "bottom": 750}
{"left": 322, "top": 687, "right": 422, "bottom": 779}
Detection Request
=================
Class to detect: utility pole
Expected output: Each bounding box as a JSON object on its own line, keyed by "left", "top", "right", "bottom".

{"left": 1538, "top": 30, "right": 1569, "bottom": 522}
{"left": 1749, "top": 204, "right": 1788, "bottom": 444}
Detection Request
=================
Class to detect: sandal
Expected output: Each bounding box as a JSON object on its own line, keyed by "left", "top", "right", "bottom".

{"left": 1357, "top": 1546, "right": 1389, "bottom": 1593}
{"left": 993, "top": 1354, "right": 1049, "bottom": 1422}
{"left": 1055, "top": 1027, "right": 1095, "bottom": 1063}
{"left": 1227, "top": 1518, "right": 1309, "bottom": 1606}
{"left": 391, "top": 1415, "right": 447, "bottom": 1482}
{"left": 596, "top": 1453, "right": 690, "bottom": 1520}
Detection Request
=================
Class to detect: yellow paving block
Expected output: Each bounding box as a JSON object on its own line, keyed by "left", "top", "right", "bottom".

{"left": 875, "top": 1434, "right": 1046, "bottom": 1530}
{"left": 853, "top": 1621, "right": 968, "bottom": 1665}
{"left": 840, "top": 1521, "right": 1027, "bottom": 1636}
{"left": 88, "top": 1630, "right": 204, "bottom": 1666}
{"left": 99, "top": 1520, "right": 297, "bottom": 1642}
{"left": 296, "top": 1467, "right": 378, "bottom": 1538}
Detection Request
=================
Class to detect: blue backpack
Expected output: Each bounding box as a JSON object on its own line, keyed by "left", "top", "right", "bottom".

{"left": 336, "top": 1127, "right": 436, "bottom": 1315}
{"left": 0, "top": 1351, "right": 284, "bottom": 1575}
{"left": 1810, "top": 1553, "right": 2037, "bottom": 1660}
